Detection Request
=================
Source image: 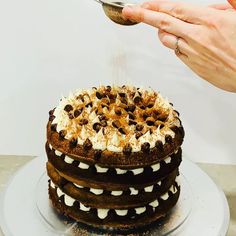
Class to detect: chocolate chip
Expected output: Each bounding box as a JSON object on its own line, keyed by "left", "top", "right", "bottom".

{"left": 147, "top": 103, "right": 154, "bottom": 108}
{"left": 122, "top": 85, "right": 126, "bottom": 89}
{"left": 120, "top": 97, "right": 128, "bottom": 105}
{"left": 115, "top": 108, "right": 122, "bottom": 116}
{"left": 165, "top": 135, "right": 173, "bottom": 143}
{"left": 85, "top": 102, "right": 93, "bottom": 108}
{"left": 112, "top": 120, "right": 121, "bottom": 129}
{"left": 99, "top": 115, "right": 107, "bottom": 121}
{"left": 59, "top": 130, "right": 66, "bottom": 139}
{"left": 49, "top": 108, "right": 55, "bottom": 116}
{"left": 101, "top": 103, "right": 109, "bottom": 109}
{"left": 136, "top": 124, "right": 144, "bottom": 131}
{"left": 143, "top": 112, "right": 149, "bottom": 120}
{"left": 160, "top": 124, "right": 165, "bottom": 129}
{"left": 100, "top": 120, "right": 107, "bottom": 127}
{"left": 69, "top": 138, "right": 77, "bottom": 148}
{"left": 129, "top": 120, "right": 137, "bottom": 125}
{"left": 77, "top": 94, "right": 84, "bottom": 102}
{"left": 146, "top": 117, "right": 155, "bottom": 126}
{"left": 49, "top": 115, "right": 55, "bottom": 122}
{"left": 94, "top": 150, "right": 102, "bottom": 160}
{"left": 68, "top": 113, "right": 74, "bottom": 119}
{"left": 92, "top": 86, "right": 97, "bottom": 90}
{"left": 170, "top": 103, "right": 173, "bottom": 106}
{"left": 93, "top": 123, "right": 101, "bottom": 132}
{"left": 80, "top": 118, "right": 88, "bottom": 125}
{"left": 64, "top": 104, "right": 73, "bottom": 112}
{"left": 141, "top": 142, "right": 150, "bottom": 153}
{"left": 74, "top": 108, "right": 83, "bottom": 118}
{"left": 106, "top": 85, "right": 112, "bottom": 92}
{"left": 96, "top": 91, "right": 103, "bottom": 99}
{"left": 51, "top": 124, "right": 57, "bottom": 131}
{"left": 135, "top": 132, "right": 143, "bottom": 139}
{"left": 108, "top": 93, "right": 117, "bottom": 103}
{"left": 134, "top": 96, "right": 142, "bottom": 104}
{"left": 119, "top": 92, "right": 126, "bottom": 98}
{"left": 127, "top": 104, "right": 136, "bottom": 112}
{"left": 118, "top": 127, "right": 126, "bottom": 135}
{"left": 123, "top": 144, "right": 132, "bottom": 155}
{"left": 155, "top": 140, "right": 164, "bottom": 151}
{"left": 140, "top": 105, "right": 146, "bottom": 110}
{"left": 158, "top": 115, "right": 168, "bottom": 122}
{"left": 128, "top": 112, "right": 135, "bottom": 120}
{"left": 83, "top": 138, "right": 92, "bottom": 150}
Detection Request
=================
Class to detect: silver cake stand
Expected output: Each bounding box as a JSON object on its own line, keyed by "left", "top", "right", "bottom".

{"left": 0, "top": 155, "right": 230, "bottom": 236}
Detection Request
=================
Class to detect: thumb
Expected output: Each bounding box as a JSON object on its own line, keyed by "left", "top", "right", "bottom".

{"left": 227, "top": 0, "right": 236, "bottom": 9}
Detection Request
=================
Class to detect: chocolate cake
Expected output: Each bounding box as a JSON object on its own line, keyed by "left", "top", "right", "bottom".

{"left": 46, "top": 85, "right": 184, "bottom": 232}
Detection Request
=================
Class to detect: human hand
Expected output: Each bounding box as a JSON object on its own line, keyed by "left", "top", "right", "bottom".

{"left": 122, "top": 1, "right": 236, "bottom": 92}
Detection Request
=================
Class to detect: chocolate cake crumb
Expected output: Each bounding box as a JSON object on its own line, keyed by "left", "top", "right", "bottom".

{"left": 83, "top": 138, "right": 92, "bottom": 150}
{"left": 64, "top": 104, "right": 73, "bottom": 112}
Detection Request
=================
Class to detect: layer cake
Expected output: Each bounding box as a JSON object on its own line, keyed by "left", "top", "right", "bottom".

{"left": 45, "top": 85, "right": 184, "bottom": 231}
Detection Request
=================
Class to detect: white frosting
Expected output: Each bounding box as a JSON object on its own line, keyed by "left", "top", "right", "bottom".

{"left": 151, "top": 163, "right": 160, "bottom": 172}
{"left": 135, "top": 207, "right": 146, "bottom": 214}
{"left": 176, "top": 176, "right": 181, "bottom": 186}
{"left": 157, "top": 181, "right": 161, "bottom": 186}
{"left": 97, "top": 209, "right": 109, "bottom": 219}
{"left": 80, "top": 203, "right": 90, "bottom": 211}
{"left": 111, "top": 191, "right": 123, "bottom": 196}
{"left": 90, "top": 188, "right": 104, "bottom": 195}
{"left": 50, "top": 181, "right": 56, "bottom": 189}
{"left": 149, "top": 200, "right": 159, "bottom": 208}
{"left": 49, "top": 144, "right": 53, "bottom": 150}
{"left": 130, "top": 187, "right": 139, "bottom": 195}
{"left": 95, "top": 164, "right": 108, "bottom": 173}
{"left": 164, "top": 156, "right": 171, "bottom": 164}
{"left": 139, "top": 131, "right": 156, "bottom": 148}
{"left": 64, "top": 156, "right": 74, "bottom": 164}
{"left": 57, "top": 188, "right": 63, "bottom": 197}
{"left": 74, "top": 183, "right": 84, "bottom": 188}
{"left": 144, "top": 185, "right": 154, "bottom": 192}
{"left": 90, "top": 129, "right": 107, "bottom": 150}
{"left": 115, "top": 209, "right": 128, "bottom": 216}
{"left": 131, "top": 168, "right": 144, "bottom": 175}
{"left": 78, "top": 162, "right": 90, "bottom": 169}
{"left": 169, "top": 185, "right": 177, "bottom": 194}
{"left": 160, "top": 192, "right": 169, "bottom": 201}
{"left": 55, "top": 150, "right": 62, "bottom": 156}
{"left": 129, "top": 134, "right": 141, "bottom": 152}
{"left": 64, "top": 195, "right": 75, "bottom": 206}
{"left": 115, "top": 168, "right": 128, "bottom": 174}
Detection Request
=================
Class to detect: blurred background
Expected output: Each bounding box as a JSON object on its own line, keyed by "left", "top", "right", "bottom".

{"left": 0, "top": 0, "right": 235, "bottom": 164}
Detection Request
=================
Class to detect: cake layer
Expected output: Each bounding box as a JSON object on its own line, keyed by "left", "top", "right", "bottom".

{"left": 49, "top": 180, "right": 180, "bottom": 229}
{"left": 47, "top": 123, "right": 184, "bottom": 167}
{"left": 47, "top": 162, "right": 179, "bottom": 208}
{"left": 46, "top": 144, "right": 182, "bottom": 189}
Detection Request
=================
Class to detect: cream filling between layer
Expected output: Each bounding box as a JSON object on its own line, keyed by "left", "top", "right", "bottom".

{"left": 50, "top": 180, "right": 179, "bottom": 219}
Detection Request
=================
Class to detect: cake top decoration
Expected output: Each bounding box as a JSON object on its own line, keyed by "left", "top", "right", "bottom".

{"left": 49, "top": 85, "right": 181, "bottom": 153}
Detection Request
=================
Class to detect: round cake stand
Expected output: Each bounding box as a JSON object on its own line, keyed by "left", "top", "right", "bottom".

{"left": 0, "top": 156, "right": 230, "bottom": 236}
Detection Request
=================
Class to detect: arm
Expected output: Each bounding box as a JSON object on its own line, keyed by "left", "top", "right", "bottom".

{"left": 122, "top": 1, "right": 236, "bottom": 92}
